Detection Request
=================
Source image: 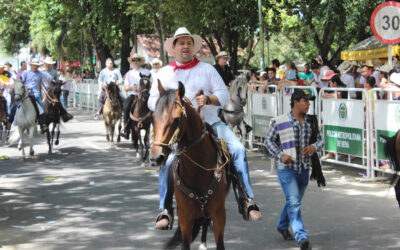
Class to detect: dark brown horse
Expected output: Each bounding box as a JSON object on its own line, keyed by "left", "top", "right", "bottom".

{"left": 150, "top": 81, "right": 230, "bottom": 250}
{"left": 381, "top": 131, "right": 400, "bottom": 207}
{"left": 43, "top": 81, "right": 63, "bottom": 154}
{"left": 128, "top": 74, "right": 152, "bottom": 161}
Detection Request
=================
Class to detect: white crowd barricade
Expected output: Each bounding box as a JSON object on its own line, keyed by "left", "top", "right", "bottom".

{"left": 68, "top": 79, "right": 99, "bottom": 111}
{"left": 247, "top": 85, "right": 280, "bottom": 148}
{"left": 368, "top": 88, "right": 400, "bottom": 177}
{"left": 318, "top": 88, "right": 371, "bottom": 179}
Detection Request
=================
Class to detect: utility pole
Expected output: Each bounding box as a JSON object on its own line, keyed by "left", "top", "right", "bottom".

{"left": 258, "top": 0, "right": 264, "bottom": 71}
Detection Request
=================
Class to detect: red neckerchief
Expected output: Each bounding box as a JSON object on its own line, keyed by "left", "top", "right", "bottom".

{"left": 169, "top": 58, "right": 200, "bottom": 72}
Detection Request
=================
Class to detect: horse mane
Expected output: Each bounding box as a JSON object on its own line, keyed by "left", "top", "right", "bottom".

{"left": 155, "top": 90, "right": 177, "bottom": 117}
{"left": 229, "top": 75, "right": 246, "bottom": 96}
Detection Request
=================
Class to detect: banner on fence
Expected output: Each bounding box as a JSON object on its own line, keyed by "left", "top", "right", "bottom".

{"left": 323, "top": 99, "right": 364, "bottom": 157}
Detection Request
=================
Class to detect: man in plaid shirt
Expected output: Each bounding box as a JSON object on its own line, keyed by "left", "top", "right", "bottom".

{"left": 265, "top": 89, "right": 323, "bottom": 250}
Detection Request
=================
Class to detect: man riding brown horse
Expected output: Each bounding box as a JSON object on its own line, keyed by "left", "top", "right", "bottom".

{"left": 148, "top": 27, "right": 262, "bottom": 231}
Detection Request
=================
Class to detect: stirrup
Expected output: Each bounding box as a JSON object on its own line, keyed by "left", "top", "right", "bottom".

{"left": 240, "top": 198, "right": 260, "bottom": 221}
{"left": 155, "top": 208, "right": 174, "bottom": 230}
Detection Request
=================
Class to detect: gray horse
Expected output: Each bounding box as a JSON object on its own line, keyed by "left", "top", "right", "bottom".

{"left": 220, "top": 75, "right": 251, "bottom": 137}
{"left": 8, "top": 80, "right": 38, "bottom": 159}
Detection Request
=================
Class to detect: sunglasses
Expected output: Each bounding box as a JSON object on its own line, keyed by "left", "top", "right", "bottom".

{"left": 131, "top": 59, "right": 140, "bottom": 62}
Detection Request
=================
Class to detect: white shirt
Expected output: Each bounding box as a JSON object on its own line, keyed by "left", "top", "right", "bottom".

{"left": 148, "top": 61, "right": 229, "bottom": 125}
{"left": 150, "top": 68, "right": 160, "bottom": 79}
{"left": 341, "top": 73, "right": 356, "bottom": 98}
{"left": 125, "top": 68, "right": 151, "bottom": 96}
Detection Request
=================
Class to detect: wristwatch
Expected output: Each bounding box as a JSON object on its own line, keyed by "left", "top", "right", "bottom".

{"left": 206, "top": 96, "right": 211, "bottom": 105}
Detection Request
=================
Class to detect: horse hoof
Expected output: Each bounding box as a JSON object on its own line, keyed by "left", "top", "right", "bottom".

{"left": 199, "top": 243, "right": 207, "bottom": 250}
{"left": 48, "top": 150, "right": 52, "bottom": 155}
{"left": 117, "top": 137, "right": 121, "bottom": 143}
{"left": 31, "top": 155, "right": 38, "bottom": 160}
{"left": 106, "top": 136, "right": 110, "bottom": 142}
{"left": 30, "top": 149, "right": 34, "bottom": 156}
{"left": 141, "top": 162, "right": 146, "bottom": 167}
{"left": 55, "top": 140, "right": 59, "bottom": 145}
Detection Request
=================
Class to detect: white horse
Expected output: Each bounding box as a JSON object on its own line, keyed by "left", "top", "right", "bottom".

{"left": 9, "top": 80, "right": 38, "bottom": 159}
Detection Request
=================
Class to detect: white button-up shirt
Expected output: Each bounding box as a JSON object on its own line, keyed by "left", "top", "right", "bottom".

{"left": 125, "top": 68, "right": 151, "bottom": 96}
{"left": 148, "top": 61, "right": 229, "bottom": 125}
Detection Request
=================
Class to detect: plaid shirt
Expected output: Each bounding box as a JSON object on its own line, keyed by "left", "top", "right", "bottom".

{"left": 264, "top": 112, "right": 324, "bottom": 171}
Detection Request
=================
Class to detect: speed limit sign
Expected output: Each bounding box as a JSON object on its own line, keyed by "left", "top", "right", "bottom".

{"left": 371, "top": 1, "right": 400, "bottom": 44}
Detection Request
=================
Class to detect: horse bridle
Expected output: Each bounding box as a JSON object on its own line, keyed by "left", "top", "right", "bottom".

{"left": 14, "top": 84, "right": 28, "bottom": 102}
{"left": 152, "top": 100, "right": 186, "bottom": 151}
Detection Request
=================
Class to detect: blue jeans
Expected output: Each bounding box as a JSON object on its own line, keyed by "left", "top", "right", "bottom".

{"left": 158, "top": 120, "right": 255, "bottom": 210}
{"left": 277, "top": 166, "right": 309, "bottom": 243}
{"left": 62, "top": 90, "right": 69, "bottom": 108}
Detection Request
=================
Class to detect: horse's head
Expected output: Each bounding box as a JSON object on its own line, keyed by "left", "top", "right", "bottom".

{"left": 106, "top": 82, "right": 120, "bottom": 107}
{"left": 150, "top": 80, "right": 186, "bottom": 166}
{"left": 48, "top": 81, "right": 62, "bottom": 100}
{"left": 13, "top": 80, "right": 27, "bottom": 102}
{"left": 138, "top": 73, "right": 152, "bottom": 102}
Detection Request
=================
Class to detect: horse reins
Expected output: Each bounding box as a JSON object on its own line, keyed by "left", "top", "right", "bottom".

{"left": 129, "top": 87, "right": 151, "bottom": 128}
{"left": 41, "top": 85, "right": 60, "bottom": 104}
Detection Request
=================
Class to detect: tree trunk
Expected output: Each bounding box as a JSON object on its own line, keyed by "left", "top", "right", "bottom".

{"left": 120, "top": 15, "right": 132, "bottom": 76}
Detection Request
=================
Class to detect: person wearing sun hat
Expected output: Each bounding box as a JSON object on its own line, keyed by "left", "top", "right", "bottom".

{"left": 214, "top": 51, "right": 234, "bottom": 87}
{"left": 0, "top": 63, "right": 14, "bottom": 116}
{"left": 150, "top": 58, "right": 163, "bottom": 77}
{"left": 120, "top": 53, "right": 152, "bottom": 139}
{"left": 40, "top": 56, "right": 73, "bottom": 123}
{"left": 9, "top": 58, "right": 48, "bottom": 133}
{"left": 148, "top": 27, "right": 262, "bottom": 230}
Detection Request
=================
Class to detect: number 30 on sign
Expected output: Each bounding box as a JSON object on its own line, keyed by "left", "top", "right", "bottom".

{"left": 371, "top": 1, "right": 400, "bottom": 44}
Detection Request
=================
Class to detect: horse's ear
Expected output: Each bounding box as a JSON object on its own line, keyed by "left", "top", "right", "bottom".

{"left": 158, "top": 79, "right": 165, "bottom": 95}
{"left": 177, "top": 81, "right": 185, "bottom": 100}
{"left": 139, "top": 72, "right": 143, "bottom": 78}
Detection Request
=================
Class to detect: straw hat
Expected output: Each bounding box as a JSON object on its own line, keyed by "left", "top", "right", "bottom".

{"left": 365, "top": 59, "right": 382, "bottom": 67}
{"left": 151, "top": 58, "right": 163, "bottom": 66}
{"left": 338, "top": 61, "right": 357, "bottom": 74}
{"left": 43, "top": 56, "right": 56, "bottom": 64}
{"left": 377, "top": 63, "right": 392, "bottom": 73}
{"left": 30, "top": 58, "right": 42, "bottom": 66}
{"left": 390, "top": 72, "right": 400, "bottom": 86}
{"left": 127, "top": 53, "right": 145, "bottom": 64}
{"left": 215, "top": 51, "right": 230, "bottom": 60}
{"left": 164, "top": 27, "right": 203, "bottom": 56}
{"left": 321, "top": 70, "right": 336, "bottom": 81}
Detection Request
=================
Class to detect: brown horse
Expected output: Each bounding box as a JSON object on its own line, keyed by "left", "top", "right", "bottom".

{"left": 128, "top": 74, "right": 152, "bottom": 161}
{"left": 150, "top": 81, "right": 230, "bottom": 250}
{"left": 43, "top": 81, "right": 63, "bottom": 154}
{"left": 0, "top": 90, "right": 11, "bottom": 143}
{"left": 103, "top": 82, "right": 122, "bottom": 144}
{"left": 381, "top": 131, "right": 400, "bottom": 207}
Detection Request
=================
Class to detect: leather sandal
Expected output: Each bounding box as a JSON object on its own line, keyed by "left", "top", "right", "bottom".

{"left": 154, "top": 208, "right": 174, "bottom": 230}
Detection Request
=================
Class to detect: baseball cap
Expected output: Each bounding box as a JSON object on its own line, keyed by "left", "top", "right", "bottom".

{"left": 290, "top": 89, "right": 316, "bottom": 103}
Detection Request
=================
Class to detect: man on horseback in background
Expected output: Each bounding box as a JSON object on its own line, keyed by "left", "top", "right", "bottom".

{"left": 8, "top": 58, "right": 48, "bottom": 133}
{"left": 41, "top": 57, "right": 73, "bottom": 123}
{"left": 0, "top": 63, "right": 14, "bottom": 118}
{"left": 120, "top": 54, "right": 152, "bottom": 139}
{"left": 148, "top": 27, "right": 262, "bottom": 230}
{"left": 94, "top": 58, "right": 123, "bottom": 120}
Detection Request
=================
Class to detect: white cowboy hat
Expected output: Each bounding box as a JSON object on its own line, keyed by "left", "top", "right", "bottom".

{"left": 377, "top": 63, "right": 392, "bottom": 73}
{"left": 390, "top": 72, "right": 400, "bottom": 86}
{"left": 164, "top": 27, "right": 203, "bottom": 57}
{"left": 215, "top": 51, "right": 230, "bottom": 60}
{"left": 151, "top": 58, "right": 163, "bottom": 66}
{"left": 43, "top": 56, "right": 56, "bottom": 64}
{"left": 338, "top": 60, "right": 357, "bottom": 74}
{"left": 127, "top": 53, "right": 145, "bottom": 64}
{"left": 30, "top": 58, "right": 42, "bottom": 66}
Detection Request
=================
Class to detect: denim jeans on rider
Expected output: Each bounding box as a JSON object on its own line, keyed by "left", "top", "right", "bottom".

{"left": 158, "top": 120, "right": 255, "bottom": 210}
{"left": 277, "top": 166, "right": 309, "bottom": 243}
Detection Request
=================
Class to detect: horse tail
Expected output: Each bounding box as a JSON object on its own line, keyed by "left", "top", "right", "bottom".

{"left": 164, "top": 218, "right": 205, "bottom": 249}
{"left": 382, "top": 131, "right": 400, "bottom": 174}
{"left": 7, "top": 129, "right": 21, "bottom": 146}
{"left": 164, "top": 224, "right": 182, "bottom": 249}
